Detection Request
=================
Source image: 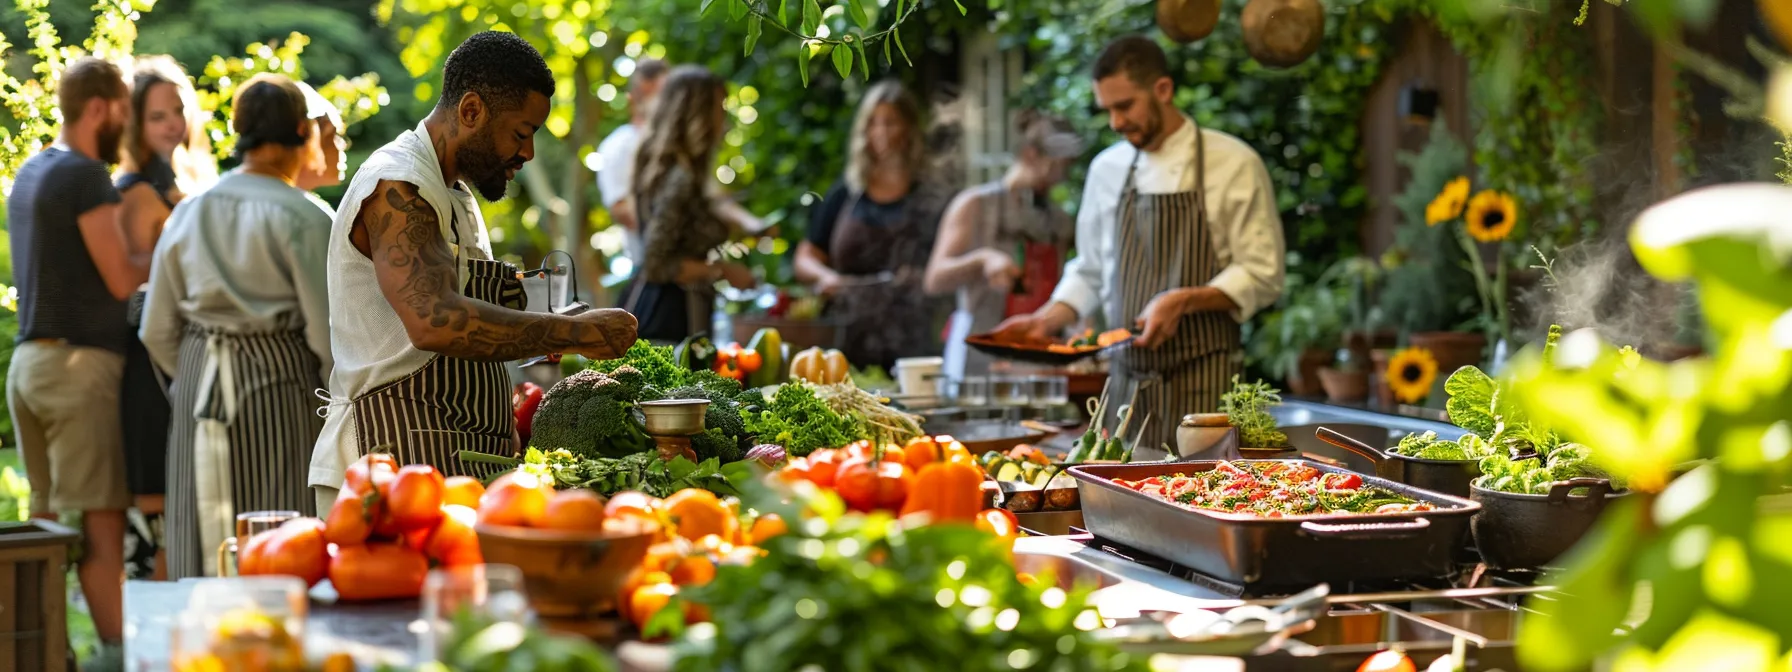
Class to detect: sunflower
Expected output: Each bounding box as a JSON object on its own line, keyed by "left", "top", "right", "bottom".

{"left": 1426, "top": 176, "right": 1471, "bottom": 226}
{"left": 1386, "top": 348, "right": 1438, "bottom": 404}
{"left": 1464, "top": 190, "right": 1517, "bottom": 242}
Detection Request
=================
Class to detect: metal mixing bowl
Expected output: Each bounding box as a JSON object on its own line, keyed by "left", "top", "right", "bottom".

{"left": 639, "top": 399, "right": 710, "bottom": 436}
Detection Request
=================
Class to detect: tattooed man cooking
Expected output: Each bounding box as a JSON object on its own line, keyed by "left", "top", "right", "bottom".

{"left": 309, "top": 32, "right": 638, "bottom": 510}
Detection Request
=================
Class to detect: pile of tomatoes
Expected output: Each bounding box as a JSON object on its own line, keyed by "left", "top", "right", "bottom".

{"left": 239, "top": 454, "right": 491, "bottom": 601}
{"left": 780, "top": 435, "right": 981, "bottom": 514}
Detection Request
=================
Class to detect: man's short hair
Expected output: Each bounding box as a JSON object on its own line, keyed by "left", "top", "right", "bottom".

{"left": 58, "top": 57, "right": 129, "bottom": 123}
{"left": 232, "top": 73, "right": 309, "bottom": 155}
{"left": 1093, "top": 35, "right": 1172, "bottom": 88}
{"left": 630, "top": 58, "right": 670, "bottom": 96}
{"left": 437, "top": 31, "right": 556, "bottom": 113}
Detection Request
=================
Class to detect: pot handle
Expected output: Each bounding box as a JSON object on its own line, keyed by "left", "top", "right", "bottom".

{"left": 1546, "top": 477, "right": 1613, "bottom": 503}
{"left": 1298, "top": 517, "right": 1430, "bottom": 539}
{"left": 1316, "top": 427, "right": 1387, "bottom": 462}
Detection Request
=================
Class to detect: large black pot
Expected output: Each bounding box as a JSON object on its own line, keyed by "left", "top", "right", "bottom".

{"left": 1471, "top": 477, "right": 1626, "bottom": 570}
{"left": 1316, "top": 427, "right": 1481, "bottom": 498}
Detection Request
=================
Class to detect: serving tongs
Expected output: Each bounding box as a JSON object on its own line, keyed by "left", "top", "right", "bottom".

{"left": 1093, "top": 584, "right": 1330, "bottom": 655}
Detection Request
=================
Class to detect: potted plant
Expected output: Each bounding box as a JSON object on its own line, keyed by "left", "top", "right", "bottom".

{"left": 1379, "top": 124, "right": 1484, "bottom": 375}
{"left": 1310, "top": 257, "right": 1380, "bottom": 404}
{"left": 1247, "top": 273, "right": 1344, "bottom": 397}
{"left": 1219, "top": 376, "right": 1290, "bottom": 454}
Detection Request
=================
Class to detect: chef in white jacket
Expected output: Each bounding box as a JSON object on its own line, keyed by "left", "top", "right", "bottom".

{"left": 997, "top": 35, "right": 1284, "bottom": 456}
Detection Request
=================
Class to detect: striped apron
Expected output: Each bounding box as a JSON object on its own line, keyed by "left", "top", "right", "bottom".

{"left": 1109, "top": 122, "right": 1242, "bottom": 459}
{"left": 166, "top": 327, "right": 326, "bottom": 579}
{"left": 348, "top": 256, "right": 525, "bottom": 479}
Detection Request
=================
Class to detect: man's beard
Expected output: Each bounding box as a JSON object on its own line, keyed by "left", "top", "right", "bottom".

{"left": 97, "top": 120, "right": 124, "bottom": 164}
{"left": 1122, "top": 104, "right": 1165, "bottom": 150}
{"left": 455, "top": 128, "right": 523, "bottom": 201}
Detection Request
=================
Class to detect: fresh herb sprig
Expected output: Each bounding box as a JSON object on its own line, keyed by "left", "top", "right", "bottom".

{"left": 1221, "top": 376, "right": 1290, "bottom": 448}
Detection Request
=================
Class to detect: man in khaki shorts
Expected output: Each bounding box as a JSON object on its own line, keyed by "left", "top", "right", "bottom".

{"left": 5, "top": 57, "right": 143, "bottom": 671}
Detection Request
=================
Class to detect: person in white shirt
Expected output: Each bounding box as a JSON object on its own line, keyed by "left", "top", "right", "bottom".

{"left": 996, "top": 35, "right": 1285, "bottom": 455}
{"left": 597, "top": 59, "right": 670, "bottom": 266}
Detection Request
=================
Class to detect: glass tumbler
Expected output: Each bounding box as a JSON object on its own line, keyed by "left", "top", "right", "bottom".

{"left": 1031, "top": 375, "right": 1070, "bottom": 406}
{"left": 218, "top": 510, "right": 301, "bottom": 577}
{"left": 420, "top": 564, "right": 531, "bottom": 661}
{"left": 956, "top": 376, "right": 990, "bottom": 407}
{"left": 991, "top": 375, "right": 1031, "bottom": 406}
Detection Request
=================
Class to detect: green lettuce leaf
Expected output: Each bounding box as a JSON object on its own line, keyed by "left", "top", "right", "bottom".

{"left": 1445, "top": 365, "right": 1499, "bottom": 438}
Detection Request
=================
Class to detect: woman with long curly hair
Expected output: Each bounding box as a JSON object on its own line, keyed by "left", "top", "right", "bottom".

{"left": 623, "top": 65, "right": 755, "bottom": 342}
{"left": 794, "top": 80, "right": 950, "bottom": 372}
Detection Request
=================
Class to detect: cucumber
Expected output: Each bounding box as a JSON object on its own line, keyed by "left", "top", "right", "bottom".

{"left": 994, "top": 461, "right": 1026, "bottom": 483}
{"left": 980, "top": 451, "right": 1006, "bottom": 469}
{"left": 1029, "top": 465, "right": 1056, "bottom": 488}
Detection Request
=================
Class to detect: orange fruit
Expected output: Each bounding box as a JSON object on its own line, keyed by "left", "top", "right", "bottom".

{"left": 442, "top": 476, "right": 485, "bottom": 509}
{"left": 749, "top": 513, "right": 788, "bottom": 544}
{"left": 622, "top": 568, "right": 673, "bottom": 602}
{"left": 662, "top": 489, "right": 729, "bottom": 541}
{"left": 667, "top": 554, "right": 717, "bottom": 586}
{"left": 605, "top": 491, "right": 660, "bottom": 519}
{"left": 477, "top": 471, "right": 551, "bottom": 527}
{"left": 540, "top": 490, "right": 608, "bottom": 531}
{"left": 628, "top": 582, "right": 679, "bottom": 630}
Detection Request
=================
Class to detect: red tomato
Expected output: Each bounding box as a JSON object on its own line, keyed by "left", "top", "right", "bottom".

{"left": 369, "top": 468, "right": 403, "bottom": 538}
{"left": 976, "top": 508, "right": 1020, "bottom": 538}
{"left": 323, "top": 489, "right": 372, "bottom": 546}
{"left": 388, "top": 465, "right": 446, "bottom": 531}
{"left": 834, "top": 458, "right": 911, "bottom": 512}
{"left": 328, "top": 543, "right": 430, "bottom": 602}
{"left": 424, "top": 504, "right": 482, "bottom": 565}
{"left": 735, "top": 350, "right": 763, "bottom": 374}
{"left": 343, "top": 454, "right": 397, "bottom": 496}
{"left": 236, "top": 528, "right": 277, "bottom": 576}
{"left": 1357, "top": 650, "right": 1417, "bottom": 672}
{"left": 804, "top": 449, "right": 842, "bottom": 488}
{"left": 256, "top": 518, "right": 330, "bottom": 587}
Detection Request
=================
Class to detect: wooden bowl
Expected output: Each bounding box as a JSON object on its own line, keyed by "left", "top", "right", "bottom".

{"left": 475, "top": 520, "right": 659, "bottom": 619}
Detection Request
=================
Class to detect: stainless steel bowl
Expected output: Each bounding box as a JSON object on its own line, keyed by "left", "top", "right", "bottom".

{"left": 639, "top": 399, "right": 709, "bottom": 436}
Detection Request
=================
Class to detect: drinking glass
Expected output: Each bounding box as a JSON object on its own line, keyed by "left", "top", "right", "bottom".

{"left": 1031, "top": 375, "right": 1070, "bottom": 406}
{"left": 991, "top": 375, "right": 1031, "bottom": 406}
{"left": 956, "top": 376, "right": 990, "bottom": 407}
{"left": 176, "top": 577, "right": 309, "bottom": 672}
{"left": 420, "top": 564, "right": 531, "bottom": 661}
{"left": 218, "top": 510, "right": 301, "bottom": 577}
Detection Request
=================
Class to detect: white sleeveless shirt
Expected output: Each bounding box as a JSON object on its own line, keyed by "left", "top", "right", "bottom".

{"left": 308, "top": 120, "right": 495, "bottom": 489}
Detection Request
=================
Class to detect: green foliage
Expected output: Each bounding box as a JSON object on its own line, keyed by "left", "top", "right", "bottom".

{"left": 1500, "top": 184, "right": 1792, "bottom": 671}
{"left": 995, "top": 0, "right": 1395, "bottom": 280}
{"left": 0, "top": 0, "right": 140, "bottom": 195}
{"left": 1474, "top": 442, "right": 1602, "bottom": 495}
{"left": 1387, "top": 430, "right": 1498, "bottom": 461}
{"left": 1379, "top": 122, "right": 1480, "bottom": 335}
{"left": 744, "top": 381, "right": 860, "bottom": 456}
{"left": 1220, "top": 376, "right": 1287, "bottom": 448}
{"left": 420, "top": 605, "right": 618, "bottom": 672}
{"left": 1442, "top": 364, "right": 1499, "bottom": 439}
{"left": 516, "top": 448, "right": 752, "bottom": 499}
{"left": 190, "top": 32, "right": 388, "bottom": 161}
{"left": 666, "top": 485, "right": 1146, "bottom": 672}
{"left": 0, "top": 462, "right": 29, "bottom": 522}
{"left": 1394, "top": 0, "right": 1601, "bottom": 249}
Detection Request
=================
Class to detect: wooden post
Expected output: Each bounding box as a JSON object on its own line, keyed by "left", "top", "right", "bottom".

{"left": 1652, "top": 29, "right": 1684, "bottom": 198}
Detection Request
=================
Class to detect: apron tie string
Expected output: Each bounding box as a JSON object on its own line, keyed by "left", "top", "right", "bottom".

{"left": 195, "top": 333, "right": 238, "bottom": 576}
{"left": 314, "top": 388, "right": 352, "bottom": 419}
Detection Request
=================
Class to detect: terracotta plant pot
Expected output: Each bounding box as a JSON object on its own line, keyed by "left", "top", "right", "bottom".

{"left": 1410, "top": 331, "right": 1489, "bottom": 378}
{"left": 1285, "top": 349, "right": 1331, "bottom": 397}
{"left": 1369, "top": 349, "right": 1396, "bottom": 409}
{"left": 1343, "top": 330, "right": 1396, "bottom": 371}
{"left": 1316, "top": 366, "right": 1368, "bottom": 403}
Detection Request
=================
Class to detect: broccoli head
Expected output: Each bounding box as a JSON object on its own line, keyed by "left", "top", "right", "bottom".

{"left": 606, "top": 365, "right": 649, "bottom": 400}
{"left": 529, "top": 370, "right": 654, "bottom": 459}
{"left": 592, "top": 341, "right": 685, "bottom": 390}
{"left": 686, "top": 368, "right": 744, "bottom": 398}
{"left": 664, "top": 384, "right": 751, "bottom": 462}
{"left": 690, "top": 427, "right": 745, "bottom": 463}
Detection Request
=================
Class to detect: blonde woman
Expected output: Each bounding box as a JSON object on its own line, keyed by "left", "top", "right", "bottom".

{"left": 624, "top": 65, "right": 755, "bottom": 342}
{"left": 115, "top": 55, "right": 215, "bottom": 580}
{"left": 793, "top": 80, "right": 948, "bottom": 371}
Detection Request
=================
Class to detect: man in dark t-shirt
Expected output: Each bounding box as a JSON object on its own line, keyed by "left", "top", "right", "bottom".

{"left": 4, "top": 57, "right": 141, "bottom": 667}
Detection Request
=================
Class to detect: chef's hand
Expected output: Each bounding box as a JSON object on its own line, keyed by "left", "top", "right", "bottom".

{"left": 567, "top": 308, "right": 639, "bottom": 360}
{"left": 1134, "top": 290, "right": 1188, "bottom": 349}
{"left": 992, "top": 313, "right": 1052, "bottom": 345}
{"left": 980, "top": 249, "right": 1021, "bottom": 290}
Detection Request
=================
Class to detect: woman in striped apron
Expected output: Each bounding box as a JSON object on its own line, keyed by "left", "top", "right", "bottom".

{"left": 139, "top": 74, "right": 333, "bottom": 578}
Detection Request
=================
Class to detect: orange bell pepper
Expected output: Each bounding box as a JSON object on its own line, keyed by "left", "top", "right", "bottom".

{"left": 898, "top": 460, "right": 982, "bottom": 524}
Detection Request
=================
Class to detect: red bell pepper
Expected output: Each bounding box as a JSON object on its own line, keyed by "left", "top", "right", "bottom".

{"left": 513, "top": 382, "right": 544, "bottom": 442}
